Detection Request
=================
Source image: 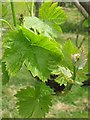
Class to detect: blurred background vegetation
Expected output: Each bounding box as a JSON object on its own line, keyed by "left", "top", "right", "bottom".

{"left": 1, "top": 1, "right": 89, "bottom": 118}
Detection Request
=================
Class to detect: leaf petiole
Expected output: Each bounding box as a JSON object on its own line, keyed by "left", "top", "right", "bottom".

{"left": 0, "top": 19, "right": 13, "bottom": 30}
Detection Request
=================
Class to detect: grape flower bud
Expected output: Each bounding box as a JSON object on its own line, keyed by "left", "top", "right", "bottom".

{"left": 71, "top": 53, "right": 80, "bottom": 64}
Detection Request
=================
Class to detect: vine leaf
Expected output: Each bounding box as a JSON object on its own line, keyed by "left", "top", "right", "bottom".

{"left": 2, "top": 61, "right": 9, "bottom": 85}
{"left": 39, "top": 2, "right": 67, "bottom": 25}
{"left": 3, "top": 26, "right": 63, "bottom": 81}
{"left": 62, "top": 40, "right": 79, "bottom": 71}
{"left": 52, "top": 66, "right": 72, "bottom": 86}
{"left": 76, "top": 50, "right": 87, "bottom": 70}
{"left": 15, "top": 82, "right": 54, "bottom": 118}
{"left": 24, "top": 16, "right": 62, "bottom": 38}
{"left": 2, "top": 4, "right": 8, "bottom": 17}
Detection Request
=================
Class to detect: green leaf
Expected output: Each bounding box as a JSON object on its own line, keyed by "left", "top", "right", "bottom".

{"left": 3, "top": 26, "right": 63, "bottom": 81}
{"left": 45, "top": 21, "right": 62, "bottom": 37}
{"left": 76, "top": 51, "right": 87, "bottom": 70}
{"left": 39, "top": 2, "right": 67, "bottom": 25}
{"left": 15, "top": 82, "right": 54, "bottom": 118}
{"left": 39, "top": 2, "right": 51, "bottom": 20}
{"left": 62, "top": 40, "right": 79, "bottom": 71}
{"left": 24, "top": 16, "right": 62, "bottom": 39}
{"left": 52, "top": 66, "right": 72, "bottom": 86}
{"left": 2, "top": 61, "right": 9, "bottom": 85}
{"left": 2, "top": 4, "right": 8, "bottom": 17}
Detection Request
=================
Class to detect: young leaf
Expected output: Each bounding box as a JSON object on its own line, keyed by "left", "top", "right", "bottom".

{"left": 3, "top": 26, "right": 63, "bottom": 82}
{"left": 39, "top": 2, "right": 67, "bottom": 25}
{"left": 76, "top": 50, "right": 87, "bottom": 70}
{"left": 62, "top": 40, "right": 79, "bottom": 71}
{"left": 15, "top": 82, "right": 54, "bottom": 118}
{"left": 24, "top": 17, "right": 62, "bottom": 39}
{"left": 52, "top": 66, "right": 72, "bottom": 86}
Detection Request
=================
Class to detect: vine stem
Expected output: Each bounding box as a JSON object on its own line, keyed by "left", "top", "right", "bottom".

{"left": 10, "top": 0, "right": 17, "bottom": 26}
{"left": 31, "top": 1, "right": 34, "bottom": 17}
{"left": 0, "top": 19, "right": 13, "bottom": 30}
{"left": 24, "top": 0, "right": 31, "bottom": 16}
{"left": 73, "top": 65, "right": 76, "bottom": 80}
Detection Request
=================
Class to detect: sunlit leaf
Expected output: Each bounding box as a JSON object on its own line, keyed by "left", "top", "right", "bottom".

{"left": 39, "top": 2, "right": 66, "bottom": 25}
{"left": 24, "top": 17, "right": 62, "bottom": 39}
{"left": 3, "top": 26, "right": 63, "bottom": 82}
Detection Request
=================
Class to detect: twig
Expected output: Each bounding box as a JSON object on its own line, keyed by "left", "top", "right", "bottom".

{"left": 78, "top": 37, "right": 86, "bottom": 49}
{"left": 76, "top": 34, "right": 79, "bottom": 48}
{"left": 72, "top": 0, "right": 88, "bottom": 19}
{"left": 75, "top": 19, "right": 86, "bottom": 47}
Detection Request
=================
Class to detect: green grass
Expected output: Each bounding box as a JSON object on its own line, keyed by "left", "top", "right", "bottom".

{"left": 46, "top": 86, "right": 89, "bottom": 118}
